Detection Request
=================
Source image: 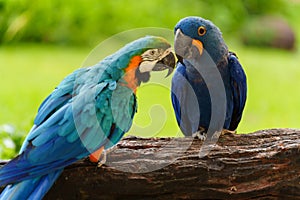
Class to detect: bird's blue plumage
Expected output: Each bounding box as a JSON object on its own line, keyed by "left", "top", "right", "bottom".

{"left": 228, "top": 52, "right": 247, "bottom": 130}
{"left": 171, "top": 17, "right": 247, "bottom": 136}
{"left": 0, "top": 36, "right": 173, "bottom": 199}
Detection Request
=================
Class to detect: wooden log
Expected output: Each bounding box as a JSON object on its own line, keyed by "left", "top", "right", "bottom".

{"left": 1, "top": 128, "right": 300, "bottom": 199}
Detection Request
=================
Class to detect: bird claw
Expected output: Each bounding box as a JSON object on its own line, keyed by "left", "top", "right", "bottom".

{"left": 97, "top": 151, "right": 107, "bottom": 167}
{"left": 96, "top": 146, "right": 117, "bottom": 167}
{"left": 192, "top": 127, "right": 207, "bottom": 140}
{"left": 192, "top": 128, "right": 236, "bottom": 141}
{"left": 221, "top": 129, "right": 236, "bottom": 135}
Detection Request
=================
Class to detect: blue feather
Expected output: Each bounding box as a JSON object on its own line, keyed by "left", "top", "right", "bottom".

{"left": 228, "top": 52, "right": 247, "bottom": 130}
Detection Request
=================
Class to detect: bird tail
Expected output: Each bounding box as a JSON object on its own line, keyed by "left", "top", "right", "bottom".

{"left": 0, "top": 169, "right": 63, "bottom": 200}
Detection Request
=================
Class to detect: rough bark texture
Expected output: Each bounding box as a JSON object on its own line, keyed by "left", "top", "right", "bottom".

{"left": 1, "top": 129, "right": 300, "bottom": 199}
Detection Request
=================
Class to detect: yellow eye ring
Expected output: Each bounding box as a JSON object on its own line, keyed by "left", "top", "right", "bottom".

{"left": 198, "top": 26, "right": 206, "bottom": 36}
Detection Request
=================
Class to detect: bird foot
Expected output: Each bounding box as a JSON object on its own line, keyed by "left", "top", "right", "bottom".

{"left": 192, "top": 127, "right": 207, "bottom": 140}
{"left": 89, "top": 147, "right": 106, "bottom": 167}
{"left": 221, "top": 129, "right": 236, "bottom": 135}
{"left": 97, "top": 151, "right": 107, "bottom": 167}
{"left": 96, "top": 146, "right": 117, "bottom": 167}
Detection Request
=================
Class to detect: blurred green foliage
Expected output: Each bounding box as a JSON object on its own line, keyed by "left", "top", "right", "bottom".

{"left": 0, "top": 0, "right": 291, "bottom": 46}
{"left": 0, "top": 124, "right": 23, "bottom": 158}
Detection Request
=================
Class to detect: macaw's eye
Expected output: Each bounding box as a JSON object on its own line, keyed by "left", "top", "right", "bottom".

{"left": 198, "top": 26, "right": 206, "bottom": 36}
{"left": 149, "top": 50, "right": 156, "bottom": 55}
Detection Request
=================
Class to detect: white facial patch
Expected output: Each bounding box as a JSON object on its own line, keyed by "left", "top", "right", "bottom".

{"left": 139, "top": 48, "right": 172, "bottom": 73}
{"left": 139, "top": 60, "right": 158, "bottom": 73}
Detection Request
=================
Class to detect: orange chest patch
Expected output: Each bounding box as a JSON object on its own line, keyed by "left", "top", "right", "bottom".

{"left": 122, "top": 55, "right": 142, "bottom": 93}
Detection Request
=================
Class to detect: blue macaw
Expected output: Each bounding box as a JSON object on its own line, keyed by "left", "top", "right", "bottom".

{"left": 171, "top": 17, "right": 247, "bottom": 139}
{"left": 0, "top": 36, "right": 175, "bottom": 199}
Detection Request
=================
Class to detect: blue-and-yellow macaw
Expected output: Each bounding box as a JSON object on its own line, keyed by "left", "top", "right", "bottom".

{"left": 0, "top": 36, "right": 175, "bottom": 199}
{"left": 171, "top": 17, "right": 247, "bottom": 139}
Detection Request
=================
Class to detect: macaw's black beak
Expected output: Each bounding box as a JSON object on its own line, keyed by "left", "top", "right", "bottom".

{"left": 152, "top": 51, "right": 175, "bottom": 77}
{"left": 174, "top": 29, "right": 203, "bottom": 62}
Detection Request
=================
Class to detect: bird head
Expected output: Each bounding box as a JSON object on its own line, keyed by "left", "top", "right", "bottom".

{"left": 174, "top": 16, "right": 228, "bottom": 65}
{"left": 118, "top": 36, "right": 175, "bottom": 91}
{"left": 137, "top": 36, "right": 175, "bottom": 78}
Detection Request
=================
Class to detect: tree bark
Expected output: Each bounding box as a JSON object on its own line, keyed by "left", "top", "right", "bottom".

{"left": 1, "top": 129, "right": 300, "bottom": 199}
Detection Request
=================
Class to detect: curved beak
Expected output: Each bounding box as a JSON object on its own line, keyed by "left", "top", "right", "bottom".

{"left": 152, "top": 49, "right": 176, "bottom": 77}
{"left": 174, "top": 29, "right": 203, "bottom": 61}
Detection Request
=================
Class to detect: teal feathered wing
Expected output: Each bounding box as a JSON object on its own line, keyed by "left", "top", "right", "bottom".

{"left": 0, "top": 63, "right": 137, "bottom": 199}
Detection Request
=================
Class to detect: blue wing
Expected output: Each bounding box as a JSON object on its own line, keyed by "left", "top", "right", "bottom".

{"left": 0, "top": 67, "right": 136, "bottom": 186}
{"left": 171, "top": 63, "right": 184, "bottom": 129}
{"left": 171, "top": 62, "right": 201, "bottom": 136}
{"left": 228, "top": 52, "right": 247, "bottom": 130}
